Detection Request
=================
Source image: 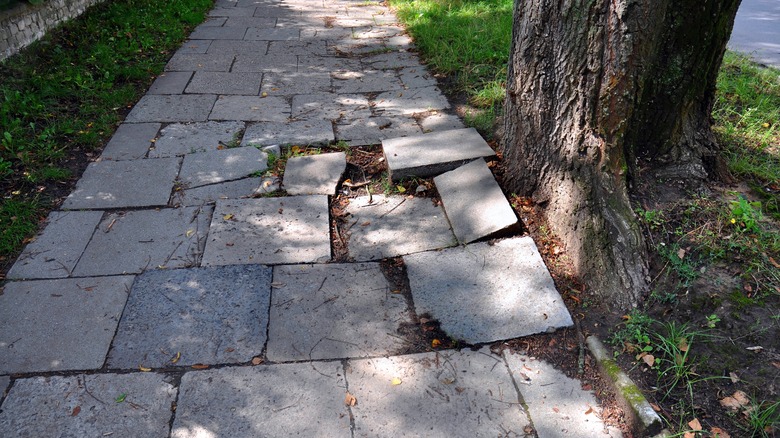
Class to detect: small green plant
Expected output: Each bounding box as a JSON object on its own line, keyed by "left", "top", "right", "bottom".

{"left": 610, "top": 310, "right": 654, "bottom": 354}
{"left": 743, "top": 399, "right": 779, "bottom": 438}
{"left": 705, "top": 314, "right": 721, "bottom": 328}
{"left": 730, "top": 195, "right": 763, "bottom": 233}
{"left": 636, "top": 208, "right": 666, "bottom": 231}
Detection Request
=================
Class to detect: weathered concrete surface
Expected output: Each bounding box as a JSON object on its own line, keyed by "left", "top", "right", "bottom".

{"left": 174, "top": 176, "right": 280, "bottom": 206}
{"left": 241, "top": 119, "right": 334, "bottom": 147}
{"left": 373, "top": 86, "right": 450, "bottom": 116}
{"left": 335, "top": 116, "right": 422, "bottom": 146}
{"left": 282, "top": 152, "right": 346, "bottom": 195}
{"left": 179, "top": 146, "right": 268, "bottom": 188}
{"left": 150, "top": 121, "right": 245, "bottom": 157}
{"left": 209, "top": 95, "right": 290, "bottom": 122}
{"left": 125, "top": 94, "right": 217, "bottom": 122}
{"left": 100, "top": 123, "right": 160, "bottom": 160}
{"left": 419, "top": 112, "right": 464, "bottom": 133}
{"left": 185, "top": 71, "right": 263, "bottom": 95}
{"left": 291, "top": 93, "right": 372, "bottom": 120}
{"left": 148, "top": 71, "right": 193, "bottom": 95}
{"left": 166, "top": 52, "right": 233, "bottom": 72}
{"left": 261, "top": 71, "right": 332, "bottom": 95}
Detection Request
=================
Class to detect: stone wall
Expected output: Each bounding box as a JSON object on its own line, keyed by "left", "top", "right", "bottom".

{"left": 1, "top": 0, "right": 104, "bottom": 61}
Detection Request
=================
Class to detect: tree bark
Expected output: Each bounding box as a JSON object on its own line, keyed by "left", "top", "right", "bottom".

{"left": 501, "top": 0, "right": 741, "bottom": 310}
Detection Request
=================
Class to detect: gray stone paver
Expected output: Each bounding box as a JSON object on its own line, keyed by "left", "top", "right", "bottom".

{"left": 175, "top": 176, "right": 280, "bottom": 206}
{"left": 374, "top": 86, "right": 451, "bottom": 116}
{"left": 419, "top": 112, "right": 465, "bottom": 132}
{"left": 241, "top": 119, "right": 334, "bottom": 146}
{"left": 261, "top": 71, "right": 333, "bottom": 95}
{"left": 100, "top": 123, "right": 160, "bottom": 160}
{"left": 206, "top": 39, "right": 269, "bottom": 54}
{"left": 150, "top": 121, "right": 245, "bottom": 157}
{"left": 267, "top": 40, "right": 328, "bottom": 56}
{"left": 209, "top": 95, "right": 290, "bottom": 121}
{"left": 232, "top": 53, "right": 298, "bottom": 73}
{"left": 0, "top": 373, "right": 176, "bottom": 437}
{"left": 0, "top": 376, "right": 8, "bottom": 395}
{"left": 165, "top": 52, "right": 233, "bottom": 71}
{"left": 186, "top": 71, "right": 263, "bottom": 95}
{"left": 126, "top": 94, "right": 217, "bottom": 122}
{"left": 177, "top": 40, "right": 212, "bottom": 54}
{"left": 0, "top": 276, "right": 134, "bottom": 374}
{"left": 292, "top": 93, "right": 371, "bottom": 120}
{"left": 336, "top": 116, "right": 422, "bottom": 146}
{"left": 245, "top": 27, "right": 300, "bottom": 41}
{"left": 147, "top": 71, "right": 193, "bottom": 95}
{"left": 179, "top": 146, "right": 268, "bottom": 188}
{"left": 332, "top": 69, "right": 403, "bottom": 93}
{"left": 189, "top": 25, "right": 248, "bottom": 40}
{"left": 283, "top": 152, "right": 346, "bottom": 195}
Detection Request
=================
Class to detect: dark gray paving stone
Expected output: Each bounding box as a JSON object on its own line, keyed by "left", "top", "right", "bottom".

{"left": 300, "top": 26, "right": 354, "bottom": 41}
{"left": 245, "top": 27, "right": 300, "bottom": 40}
{"left": 189, "top": 25, "right": 247, "bottom": 40}
{"left": 62, "top": 158, "right": 180, "bottom": 209}
{"left": 72, "top": 207, "right": 213, "bottom": 276}
{"left": 435, "top": 159, "right": 518, "bottom": 244}
{"left": 148, "top": 71, "right": 193, "bottom": 95}
{"left": 344, "top": 195, "right": 456, "bottom": 261}
{"left": 107, "top": 265, "right": 272, "bottom": 369}
{"left": 201, "top": 196, "right": 330, "bottom": 266}
{"left": 267, "top": 40, "right": 327, "bottom": 56}
{"left": 253, "top": 4, "right": 302, "bottom": 17}
{"left": 291, "top": 93, "right": 371, "bottom": 120}
{"left": 0, "top": 373, "right": 176, "bottom": 437}
{"left": 223, "top": 16, "right": 277, "bottom": 27}
{"left": 150, "top": 121, "right": 245, "bottom": 157}
{"left": 382, "top": 128, "right": 495, "bottom": 181}
{"left": 335, "top": 116, "right": 421, "bottom": 146}
{"left": 232, "top": 53, "right": 298, "bottom": 72}
{"left": 267, "top": 263, "right": 412, "bottom": 361}
{"left": 0, "top": 276, "right": 134, "bottom": 374}
{"left": 348, "top": 348, "right": 531, "bottom": 437}
{"left": 209, "top": 95, "right": 290, "bottom": 121}
{"left": 179, "top": 146, "right": 268, "bottom": 188}
{"left": 209, "top": 7, "right": 259, "bottom": 17}
{"left": 185, "top": 71, "right": 262, "bottom": 95}
{"left": 100, "top": 122, "right": 159, "bottom": 161}
{"left": 374, "top": 86, "right": 451, "bottom": 116}
{"left": 174, "top": 177, "right": 280, "bottom": 206}
{"left": 7, "top": 211, "right": 103, "bottom": 279}
{"left": 419, "top": 112, "right": 464, "bottom": 133}
{"left": 200, "top": 16, "right": 227, "bottom": 26}
{"left": 283, "top": 152, "right": 346, "bottom": 195}
{"left": 165, "top": 52, "right": 234, "bottom": 72}
{"left": 125, "top": 95, "right": 217, "bottom": 123}
{"left": 206, "top": 39, "right": 269, "bottom": 54}
{"left": 261, "top": 71, "right": 332, "bottom": 95}
{"left": 404, "top": 237, "right": 573, "bottom": 344}
{"left": 172, "top": 363, "right": 349, "bottom": 438}
{"left": 0, "top": 376, "right": 8, "bottom": 395}
{"left": 332, "top": 69, "right": 402, "bottom": 93}
{"left": 241, "top": 119, "right": 334, "bottom": 146}
{"left": 177, "top": 40, "right": 212, "bottom": 54}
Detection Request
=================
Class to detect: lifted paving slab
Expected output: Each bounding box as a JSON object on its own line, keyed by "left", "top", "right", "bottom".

{"left": 201, "top": 196, "right": 330, "bottom": 266}
{"left": 179, "top": 146, "right": 268, "bottom": 188}
{"left": 174, "top": 176, "right": 280, "bottom": 206}
{"left": 266, "top": 263, "right": 412, "bottom": 361}
{"left": 404, "top": 237, "right": 573, "bottom": 344}
{"left": 107, "top": 265, "right": 272, "bottom": 369}
{"left": 241, "top": 119, "right": 334, "bottom": 147}
{"left": 125, "top": 94, "right": 217, "bottom": 123}
{"left": 383, "top": 127, "right": 496, "bottom": 181}
{"left": 7, "top": 210, "right": 103, "bottom": 280}
{"left": 0, "top": 276, "right": 134, "bottom": 374}
{"left": 150, "top": 121, "right": 245, "bottom": 158}
{"left": 172, "top": 362, "right": 350, "bottom": 438}
{"left": 282, "top": 152, "right": 346, "bottom": 195}
{"left": 0, "top": 373, "right": 176, "bottom": 437}
{"left": 100, "top": 122, "right": 160, "bottom": 161}
{"left": 345, "top": 195, "right": 456, "bottom": 261}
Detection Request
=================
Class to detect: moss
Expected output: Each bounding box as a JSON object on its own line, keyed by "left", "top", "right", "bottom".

{"left": 601, "top": 358, "right": 647, "bottom": 405}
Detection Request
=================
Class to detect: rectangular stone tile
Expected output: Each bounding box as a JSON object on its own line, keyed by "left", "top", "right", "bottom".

{"left": 223, "top": 16, "right": 277, "bottom": 27}
{"left": 0, "top": 276, "right": 134, "bottom": 374}
{"left": 261, "top": 71, "right": 332, "bottom": 95}
{"left": 62, "top": 158, "right": 180, "bottom": 209}
{"left": 201, "top": 196, "right": 330, "bottom": 266}
{"left": 283, "top": 152, "right": 346, "bottom": 195}
{"left": 125, "top": 95, "right": 217, "bottom": 123}
{"left": 404, "top": 237, "right": 573, "bottom": 344}
{"left": 241, "top": 119, "right": 334, "bottom": 146}
{"left": 335, "top": 116, "right": 421, "bottom": 146}
{"left": 362, "top": 51, "right": 421, "bottom": 69}
{"left": 99, "top": 123, "right": 159, "bottom": 161}
{"left": 345, "top": 195, "right": 456, "bottom": 261}
{"left": 253, "top": 5, "right": 302, "bottom": 17}
{"left": 382, "top": 127, "right": 495, "bottom": 181}
{"left": 374, "top": 86, "right": 451, "bottom": 116}
{"left": 0, "top": 373, "right": 175, "bottom": 437}
{"left": 267, "top": 263, "right": 412, "bottom": 361}
{"left": 200, "top": 16, "right": 227, "bottom": 26}
{"left": 419, "top": 112, "right": 464, "bottom": 133}
{"left": 7, "top": 211, "right": 103, "bottom": 279}
{"left": 185, "top": 71, "right": 263, "bottom": 95}
{"left": 108, "top": 265, "right": 272, "bottom": 369}
{"left": 209, "top": 7, "right": 258, "bottom": 17}
{"left": 348, "top": 348, "right": 530, "bottom": 437}
{"left": 398, "top": 66, "right": 437, "bottom": 89}
{"left": 149, "top": 121, "right": 245, "bottom": 158}
{"left": 179, "top": 146, "right": 268, "bottom": 188}
{"left": 291, "top": 93, "right": 371, "bottom": 120}
{"left": 245, "top": 27, "right": 300, "bottom": 41}
{"left": 174, "top": 177, "right": 280, "bottom": 206}
{"left": 298, "top": 55, "right": 362, "bottom": 73}
{"left": 165, "top": 52, "right": 234, "bottom": 72}
{"left": 332, "top": 69, "right": 403, "bottom": 93}
{"left": 147, "top": 71, "right": 193, "bottom": 95}
{"left": 232, "top": 53, "right": 297, "bottom": 73}
{"left": 172, "top": 363, "right": 349, "bottom": 438}
{"left": 267, "top": 40, "right": 327, "bottom": 56}
{"left": 73, "top": 207, "right": 213, "bottom": 276}
{"left": 206, "top": 39, "right": 269, "bottom": 54}
{"left": 177, "top": 40, "right": 212, "bottom": 54}
{"left": 209, "top": 95, "right": 290, "bottom": 122}
{"left": 189, "top": 25, "right": 247, "bottom": 40}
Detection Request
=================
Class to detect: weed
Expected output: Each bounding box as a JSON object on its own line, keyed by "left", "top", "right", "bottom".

{"left": 743, "top": 399, "right": 779, "bottom": 438}
{"left": 705, "top": 314, "right": 721, "bottom": 328}
{"left": 636, "top": 208, "right": 666, "bottom": 231}
{"left": 729, "top": 195, "right": 763, "bottom": 233}
{"left": 610, "top": 310, "right": 654, "bottom": 354}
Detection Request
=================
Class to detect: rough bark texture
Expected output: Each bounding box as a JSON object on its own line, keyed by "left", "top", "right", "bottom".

{"left": 502, "top": 0, "right": 741, "bottom": 309}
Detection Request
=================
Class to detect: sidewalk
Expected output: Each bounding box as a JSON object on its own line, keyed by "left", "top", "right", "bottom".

{"left": 0, "top": 0, "right": 621, "bottom": 436}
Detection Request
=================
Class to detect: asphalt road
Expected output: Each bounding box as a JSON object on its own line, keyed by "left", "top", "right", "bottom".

{"left": 729, "top": 0, "right": 780, "bottom": 67}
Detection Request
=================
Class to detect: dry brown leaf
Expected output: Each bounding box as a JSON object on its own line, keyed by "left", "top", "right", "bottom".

{"left": 710, "top": 427, "right": 731, "bottom": 438}
{"left": 650, "top": 403, "right": 661, "bottom": 412}
{"left": 772, "top": 361, "right": 780, "bottom": 369}
{"left": 224, "top": 347, "right": 235, "bottom": 353}
{"left": 71, "top": 406, "right": 81, "bottom": 416}
{"left": 720, "top": 390, "right": 750, "bottom": 411}
{"left": 678, "top": 337, "right": 689, "bottom": 352}
{"left": 729, "top": 372, "right": 739, "bottom": 383}
{"left": 222, "top": 214, "right": 234, "bottom": 220}
{"left": 191, "top": 364, "right": 209, "bottom": 370}
{"left": 139, "top": 365, "right": 152, "bottom": 372}
{"left": 552, "top": 407, "right": 560, "bottom": 413}
{"left": 251, "top": 357, "right": 264, "bottom": 365}
{"left": 677, "top": 248, "right": 686, "bottom": 260}
{"left": 584, "top": 406, "right": 594, "bottom": 415}
{"left": 641, "top": 353, "right": 655, "bottom": 367}
{"left": 683, "top": 433, "right": 695, "bottom": 438}
{"left": 689, "top": 418, "right": 702, "bottom": 431}
{"left": 768, "top": 256, "right": 780, "bottom": 268}
{"left": 431, "top": 339, "right": 442, "bottom": 348}
{"left": 344, "top": 392, "right": 357, "bottom": 407}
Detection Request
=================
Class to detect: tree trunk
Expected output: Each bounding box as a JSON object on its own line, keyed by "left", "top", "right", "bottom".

{"left": 501, "top": 0, "right": 741, "bottom": 310}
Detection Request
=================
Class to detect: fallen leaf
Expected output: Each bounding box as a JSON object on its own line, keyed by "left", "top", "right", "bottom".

{"left": 683, "top": 433, "right": 695, "bottom": 438}
{"left": 191, "top": 364, "right": 209, "bottom": 370}
{"left": 640, "top": 353, "right": 655, "bottom": 367}
{"left": 251, "top": 357, "right": 264, "bottom": 365}
{"left": 677, "top": 248, "right": 686, "bottom": 260}
{"left": 688, "top": 418, "right": 702, "bottom": 431}
{"left": 71, "top": 406, "right": 81, "bottom": 416}
{"left": 678, "top": 337, "right": 689, "bottom": 352}
{"left": 391, "top": 377, "right": 402, "bottom": 386}
{"left": 223, "top": 214, "right": 234, "bottom": 220}
{"left": 225, "top": 347, "right": 235, "bottom": 353}
{"left": 291, "top": 146, "right": 301, "bottom": 154}
{"left": 391, "top": 289, "right": 402, "bottom": 294}
{"left": 720, "top": 390, "right": 750, "bottom": 411}
{"left": 772, "top": 361, "right": 780, "bottom": 369}
{"left": 344, "top": 392, "right": 357, "bottom": 407}
{"left": 361, "top": 221, "right": 371, "bottom": 226}
{"left": 769, "top": 257, "right": 780, "bottom": 269}
{"left": 729, "top": 372, "right": 739, "bottom": 383}
{"left": 650, "top": 403, "right": 661, "bottom": 412}
{"left": 441, "top": 377, "right": 455, "bottom": 384}
{"left": 171, "top": 352, "right": 181, "bottom": 364}
{"left": 431, "top": 339, "right": 442, "bottom": 348}
{"left": 261, "top": 92, "right": 268, "bottom": 97}
{"left": 139, "top": 365, "right": 152, "bottom": 372}
{"left": 185, "top": 229, "right": 195, "bottom": 238}
{"left": 396, "top": 185, "right": 406, "bottom": 193}
{"left": 584, "top": 406, "right": 594, "bottom": 415}
{"left": 115, "top": 393, "right": 127, "bottom": 403}
{"left": 710, "top": 427, "right": 730, "bottom": 438}
{"left": 552, "top": 407, "right": 560, "bottom": 413}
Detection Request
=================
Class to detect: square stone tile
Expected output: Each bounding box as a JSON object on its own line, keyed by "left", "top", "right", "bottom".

{"left": 267, "top": 263, "right": 411, "bottom": 361}
{"left": 100, "top": 123, "right": 160, "bottom": 161}
{"left": 201, "top": 196, "right": 330, "bottom": 266}
{"left": 165, "top": 52, "right": 234, "bottom": 72}
{"left": 282, "top": 152, "right": 346, "bottom": 195}
{"left": 209, "top": 95, "right": 290, "bottom": 122}
{"left": 174, "top": 177, "right": 280, "bottom": 206}
{"left": 291, "top": 93, "right": 371, "bottom": 120}
{"left": 0, "top": 276, "right": 134, "bottom": 374}
{"left": 72, "top": 207, "right": 213, "bottom": 277}
{"left": 125, "top": 95, "right": 217, "bottom": 123}
{"left": 107, "top": 265, "right": 272, "bottom": 369}
{"left": 149, "top": 121, "right": 245, "bottom": 158}
{"left": 231, "top": 53, "right": 297, "bottom": 73}
{"left": 185, "top": 71, "right": 262, "bottom": 95}
{"left": 241, "top": 119, "right": 334, "bottom": 147}
{"left": 147, "top": 71, "right": 193, "bottom": 95}
{"left": 61, "top": 158, "right": 180, "bottom": 209}
{"left": 179, "top": 146, "right": 268, "bottom": 188}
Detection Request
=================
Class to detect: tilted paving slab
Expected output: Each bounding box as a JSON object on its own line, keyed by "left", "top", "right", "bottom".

{"left": 241, "top": 119, "right": 334, "bottom": 147}
{"left": 7, "top": 210, "right": 103, "bottom": 279}
{"left": 125, "top": 94, "right": 217, "bottom": 123}
{"left": 72, "top": 206, "right": 213, "bottom": 276}
{"left": 260, "top": 71, "right": 333, "bottom": 95}
{"left": 185, "top": 71, "right": 263, "bottom": 95}
{"left": 206, "top": 39, "right": 269, "bottom": 54}
{"left": 403, "top": 237, "right": 573, "bottom": 344}
{"left": 382, "top": 128, "right": 495, "bottom": 181}
{"left": 107, "top": 265, "right": 272, "bottom": 369}
{"left": 504, "top": 352, "right": 623, "bottom": 437}
{"left": 201, "top": 196, "right": 330, "bottom": 266}
{"left": 165, "top": 52, "right": 234, "bottom": 71}
{"left": 266, "top": 263, "right": 411, "bottom": 361}
{"left": 147, "top": 71, "right": 193, "bottom": 95}
{"left": 0, "top": 276, "right": 134, "bottom": 374}
{"left": 291, "top": 93, "right": 371, "bottom": 120}
{"left": 435, "top": 159, "right": 519, "bottom": 244}
{"left": 419, "top": 112, "right": 465, "bottom": 133}
{"left": 172, "top": 363, "right": 350, "bottom": 438}
{"left": 209, "top": 95, "right": 290, "bottom": 122}
{"left": 0, "top": 373, "right": 176, "bottom": 437}
{"left": 348, "top": 348, "right": 531, "bottom": 437}
{"left": 189, "top": 25, "right": 248, "bottom": 40}
{"left": 374, "top": 86, "right": 451, "bottom": 116}
{"left": 335, "top": 116, "right": 422, "bottom": 146}
{"left": 99, "top": 123, "right": 160, "bottom": 161}
{"left": 345, "top": 195, "right": 456, "bottom": 261}
{"left": 282, "top": 152, "right": 346, "bottom": 195}
{"left": 62, "top": 158, "right": 180, "bottom": 209}
{"left": 150, "top": 121, "right": 245, "bottom": 157}
{"left": 232, "top": 53, "right": 298, "bottom": 73}
{"left": 174, "top": 176, "right": 280, "bottom": 206}
{"left": 179, "top": 146, "right": 268, "bottom": 188}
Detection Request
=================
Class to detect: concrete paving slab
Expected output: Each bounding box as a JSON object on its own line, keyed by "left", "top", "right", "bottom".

{"left": 300, "top": 26, "right": 355, "bottom": 41}
{"left": 348, "top": 348, "right": 531, "bottom": 437}
{"left": 267, "top": 40, "right": 327, "bottom": 56}
{"left": 200, "top": 16, "right": 227, "bottom": 26}
{"left": 351, "top": 26, "right": 405, "bottom": 40}
{"left": 504, "top": 352, "right": 622, "bottom": 437}
{"left": 185, "top": 71, "right": 262, "bottom": 95}
{"left": 0, "top": 276, "right": 134, "bottom": 374}
{"left": 232, "top": 53, "right": 298, "bottom": 72}
{"left": 404, "top": 237, "right": 573, "bottom": 344}
{"left": 209, "top": 7, "right": 259, "bottom": 17}
{"left": 292, "top": 93, "right": 371, "bottom": 120}
{"left": 374, "top": 86, "right": 451, "bottom": 116}
{"left": 419, "top": 112, "right": 465, "bottom": 133}
{"left": 175, "top": 177, "right": 280, "bottom": 206}
{"left": 729, "top": 0, "right": 780, "bottom": 68}
{"left": 62, "top": 158, "right": 180, "bottom": 209}
{"left": 179, "top": 146, "right": 268, "bottom": 188}
{"left": 398, "top": 66, "right": 437, "bottom": 89}
{"left": 0, "top": 373, "right": 176, "bottom": 437}
{"left": 150, "top": 121, "right": 245, "bottom": 158}
{"left": 73, "top": 206, "right": 213, "bottom": 276}
{"left": 7, "top": 210, "right": 103, "bottom": 279}
{"left": 335, "top": 116, "right": 422, "bottom": 146}
{"left": 108, "top": 265, "right": 272, "bottom": 369}
{"left": 332, "top": 69, "right": 403, "bottom": 93}
{"left": 245, "top": 27, "right": 300, "bottom": 41}
{"left": 0, "top": 375, "right": 8, "bottom": 393}
{"left": 253, "top": 4, "right": 303, "bottom": 18}
{"left": 382, "top": 128, "right": 495, "bottom": 181}
{"left": 298, "top": 55, "right": 362, "bottom": 73}
{"left": 177, "top": 40, "right": 212, "bottom": 54}
{"left": 266, "top": 263, "right": 412, "bottom": 361}
{"left": 166, "top": 52, "right": 234, "bottom": 72}
{"left": 329, "top": 38, "right": 387, "bottom": 56}
{"left": 223, "top": 16, "right": 277, "bottom": 27}
{"left": 209, "top": 95, "right": 290, "bottom": 121}
{"left": 206, "top": 39, "right": 269, "bottom": 54}
{"left": 345, "top": 195, "right": 456, "bottom": 261}
{"left": 172, "top": 363, "right": 349, "bottom": 438}
{"left": 241, "top": 119, "right": 334, "bottom": 146}
{"left": 202, "top": 196, "right": 330, "bottom": 266}
{"left": 363, "top": 51, "right": 421, "bottom": 69}
{"left": 126, "top": 95, "right": 217, "bottom": 123}
{"left": 261, "top": 71, "right": 332, "bottom": 95}
{"left": 99, "top": 122, "right": 159, "bottom": 161}
{"left": 189, "top": 25, "right": 248, "bottom": 40}
{"left": 148, "top": 71, "right": 193, "bottom": 95}
{"left": 435, "top": 159, "right": 519, "bottom": 244}
{"left": 283, "top": 152, "right": 346, "bottom": 195}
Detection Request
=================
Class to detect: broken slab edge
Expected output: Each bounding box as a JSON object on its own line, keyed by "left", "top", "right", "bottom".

{"left": 386, "top": 158, "right": 496, "bottom": 182}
